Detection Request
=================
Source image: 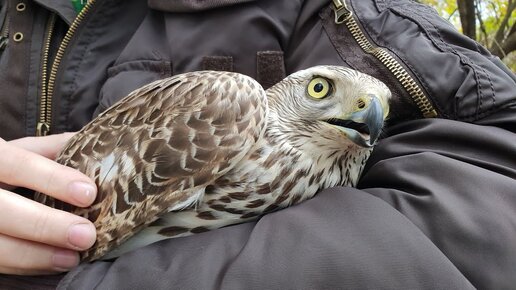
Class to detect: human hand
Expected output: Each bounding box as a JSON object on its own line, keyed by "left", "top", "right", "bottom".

{"left": 0, "top": 133, "right": 97, "bottom": 275}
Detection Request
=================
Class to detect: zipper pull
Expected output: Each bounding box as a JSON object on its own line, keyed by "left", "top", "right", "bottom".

{"left": 331, "top": 0, "right": 353, "bottom": 24}
{"left": 36, "top": 122, "right": 50, "bottom": 136}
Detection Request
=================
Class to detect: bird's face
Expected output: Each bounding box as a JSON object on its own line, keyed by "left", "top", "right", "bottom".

{"left": 267, "top": 66, "right": 391, "bottom": 150}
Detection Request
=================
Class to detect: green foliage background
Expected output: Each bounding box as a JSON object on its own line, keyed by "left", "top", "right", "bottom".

{"left": 421, "top": 0, "right": 516, "bottom": 71}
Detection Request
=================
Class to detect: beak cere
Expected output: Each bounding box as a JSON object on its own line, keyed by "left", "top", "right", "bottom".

{"left": 325, "top": 97, "right": 386, "bottom": 148}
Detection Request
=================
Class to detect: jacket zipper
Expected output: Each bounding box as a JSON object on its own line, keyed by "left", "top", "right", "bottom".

{"left": 331, "top": 0, "right": 437, "bottom": 118}
{"left": 36, "top": 0, "right": 96, "bottom": 136}
{"left": 0, "top": 14, "right": 9, "bottom": 52}
{"left": 36, "top": 14, "right": 56, "bottom": 136}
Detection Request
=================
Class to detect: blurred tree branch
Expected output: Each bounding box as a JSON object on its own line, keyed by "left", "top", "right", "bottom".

{"left": 490, "top": 0, "right": 516, "bottom": 58}
{"left": 457, "top": 0, "right": 477, "bottom": 40}
{"left": 423, "top": 0, "right": 515, "bottom": 70}
{"left": 475, "top": 0, "right": 490, "bottom": 45}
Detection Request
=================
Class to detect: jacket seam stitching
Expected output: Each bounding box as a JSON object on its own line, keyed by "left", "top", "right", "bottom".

{"left": 407, "top": 7, "right": 484, "bottom": 117}
{"left": 374, "top": 0, "right": 387, "bottom": 12}
{"left": 399, "top": 5, "right": 498, "bottom": 120}
{"left": 474, "top": 102, "right": 516, "bottom": 122}
{"left": 412, "top": 7, "right": 500, "bottom": 119}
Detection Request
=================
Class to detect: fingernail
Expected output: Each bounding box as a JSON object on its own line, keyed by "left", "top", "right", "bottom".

{"left": 52, "top": 250, "right": 79, "bottom": 271}
{"left": 68, "top": 223, "right": 96, "bottom": 250}
{"left": 68, "top": 181, "right": 96, "bottom": 206}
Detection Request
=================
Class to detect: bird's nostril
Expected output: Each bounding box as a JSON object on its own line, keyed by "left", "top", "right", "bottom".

{"left": 357, "top": 98, "right": 366, "bottom": 109}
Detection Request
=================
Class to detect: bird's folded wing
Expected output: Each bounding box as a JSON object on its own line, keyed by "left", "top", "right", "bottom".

{"left": 36, "top": 71, "right": 268, "bottom": 261}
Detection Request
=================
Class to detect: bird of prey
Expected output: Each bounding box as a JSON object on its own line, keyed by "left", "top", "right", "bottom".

{"left": 37, "top": 66, "right": 391, "bottom": 262}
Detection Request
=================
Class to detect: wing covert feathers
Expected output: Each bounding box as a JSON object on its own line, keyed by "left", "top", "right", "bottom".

{"left": 37, "top": 71, "right": 267, "bottom": 261}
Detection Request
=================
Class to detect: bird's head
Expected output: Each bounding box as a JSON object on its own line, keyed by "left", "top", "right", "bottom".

{"left": 266, "top": 66, "right": 391, "bottom": 151}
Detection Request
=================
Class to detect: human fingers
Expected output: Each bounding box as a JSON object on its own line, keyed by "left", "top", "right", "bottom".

{"left": 0, "top": 137, "right": 96, "bottom": 207}
{"left": 0, "top": 133, "right": 74, "bottom": 191}
{"left": 0, "top": 188, "right": 96, "bottom": 251}
{"left": 8, "top": 132, "right": 75, "bottom": 160}
{"left": 0, "top": 234, "right": 79, "bottom": 275}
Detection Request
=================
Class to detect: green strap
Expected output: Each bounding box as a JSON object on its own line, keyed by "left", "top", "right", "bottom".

{"left": 71, "top": 0, "right": 87, "bottom": 13}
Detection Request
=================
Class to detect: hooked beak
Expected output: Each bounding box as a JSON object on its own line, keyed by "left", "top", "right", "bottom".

{"left": 325, "top": 97, "right": 387, "bottom": 148}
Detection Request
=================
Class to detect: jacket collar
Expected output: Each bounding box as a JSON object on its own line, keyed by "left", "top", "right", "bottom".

{"left": 34, "top": 0, "right": 77, "bottom": 25}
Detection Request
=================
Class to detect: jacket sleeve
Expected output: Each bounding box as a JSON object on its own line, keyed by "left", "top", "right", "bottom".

{"left": 57, "top": 119, "right": 515, "bottom": 290}
{"left": 60, "top": 187, "right": 476, "bottom": 290}
{"left": 57, "top": 1, "right": 516, "bottom": 289}
{"left": 361, "top": 119, "right": 516, "bottom": 289}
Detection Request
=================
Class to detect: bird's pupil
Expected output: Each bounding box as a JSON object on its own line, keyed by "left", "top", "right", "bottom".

{"left": 314, "top": 83, "right": 324, "bottom": 93}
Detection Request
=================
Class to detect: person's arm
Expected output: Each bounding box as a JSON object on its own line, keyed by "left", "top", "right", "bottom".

{"left": 0, "top": 134, "right": 97, "bottom": 275}
{"left": 61, "top": 186, "right": 476, "bottom": 290}
{"left": 361, "top": 118, "right": 516, "bottom": 289}
{"left": 56, "top": 117, "right": 516, "bottom": 290}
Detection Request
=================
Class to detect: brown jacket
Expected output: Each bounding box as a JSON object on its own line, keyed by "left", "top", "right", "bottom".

{"left": 1, "top": 0, "right": 515, "bottom": 141}
{"left": 0, "top": 0, "right": 515, "bottom": 289}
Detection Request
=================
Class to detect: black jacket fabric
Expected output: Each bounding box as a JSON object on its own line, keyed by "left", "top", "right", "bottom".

{"left": 0, "top": 0, "right": 515, "bottom": 289}
{"left": 59, "top": 119, "right": 516, "bottom": 290}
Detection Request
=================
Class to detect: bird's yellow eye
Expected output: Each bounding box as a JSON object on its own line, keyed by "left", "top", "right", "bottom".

{"left": 307, "top": 77, "right": 332, "bottom": 99}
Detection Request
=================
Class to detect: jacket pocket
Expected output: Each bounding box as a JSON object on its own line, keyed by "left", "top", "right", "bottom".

{"left": 371, "top": 0, "right": 510, "bottom": 122}
{"left": 96, "top": 60, "right": 172, "bottom": 116}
